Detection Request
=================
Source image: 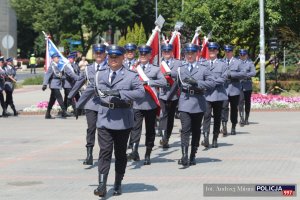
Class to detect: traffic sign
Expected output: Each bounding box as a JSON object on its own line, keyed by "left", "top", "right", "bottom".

{"left": 2, "top": 34, "right": 14, "bottom": 49}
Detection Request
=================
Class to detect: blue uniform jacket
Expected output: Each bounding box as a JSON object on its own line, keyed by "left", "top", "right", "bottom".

{"left": 175, "top": 61, "right": 216, "bottom": 113}
{"left": 133, "top": 63, "right": 167, "bottom": 110}
{"left": 204, "top": 59, "right": 229, "bottom": 102}
{"left": 159, "top": 58, "right": 182, "bottom": 101}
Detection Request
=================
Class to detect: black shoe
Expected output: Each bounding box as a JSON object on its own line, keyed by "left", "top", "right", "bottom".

{"left": 94, "top": 174, "right": 108, "bottom": 197}
{"left": 45, "top": 110, "right": 55, "bottom": 119}
{"left": 178, "top": 146, "right": 189, "bottom": 167}
{"left": 211, "top": 134, "right": 218, "bottom": 148}
{"left": 61, "top": 110, "right": 72, "bottom": 118}
{"left": 245, "top": 113, "right": 250, "bottom": 125}
{"left": 211, "top": 139, "right": 218, "bottom": 148}
{"left": 155, "top": 129, "right": 162, "bottom": 137}
{"left": 221, "top": 122, "right": 228, "bottom": 136}
{"left": 231, "top": 124, "right": 236, "bottom": 135}
{"left": 2, "top": 110, "right": 8, "bottom": 118}
{"left": 127, "top": 143, "right": 140, "bottom": 161}
{"left": 189, "top": 146, "right": 198, "bottom": 165}
{"left": 201, "top": 132, "right": 209, "bottom": 148}
{"left": 113, "top": 173, "right": 124, "bottom": 196}
{"left": 144, "top": 147, "right": 152, "bottom": 165}
{"left": 160, "top": 131, "right": 169, "bottom": 148}
{"left": 83, "top": 147, "right": 93, "bottom": 165}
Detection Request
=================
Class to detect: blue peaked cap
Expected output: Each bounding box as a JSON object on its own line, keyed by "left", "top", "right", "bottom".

{"left": 161, "top": 44, "right": 173, "bottom": 51}
{"left": 107, "top": 45, "right": 126, "bottom": 56}
{"left": 51, "top": 53, "right": 61, "bottom": 58}
{"left": 138, "top": 45, "right": 152, "bottom": 54}
{"left": 239, "top": 49, "right": 248, "bottom": 55}
{"left": 184, "top": 43, "right": 199, "bottom": 52}
{"left": 93, "top": 44, "right": 106, "bottom": 53}
{"left": 124, "top": 43, "right": 137, "bottom": 51}
{"left": 224, "top": 45, "right": 234, "bottom": 52}
{"left": 208, "top": 42, "right": 220, "bottom": 50}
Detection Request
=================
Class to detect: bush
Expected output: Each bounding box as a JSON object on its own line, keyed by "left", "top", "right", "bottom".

{"left": 22, "top": 76, "right": 43, "bottom": 85}
{"left": 253, "top": 80, "right": 300, "bottom": 93}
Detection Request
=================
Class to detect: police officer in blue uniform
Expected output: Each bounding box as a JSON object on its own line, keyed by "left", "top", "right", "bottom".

{"left": 0, "top": 56, "right": 8, "bottom": 117}
{"left": 63, "top": 53, "right": 80, "bottom": 111}
{"left": 88, "top": 45, "right": 144, "bottom": 197}
{"left": 68, "top": 44, "right": 107, "bottom": 165}
{"left": 127, "top": 45, "right": 167, "bottom": 165}
{"left": 238, "top": 49, "right": 256, "bottom": 125}
{"left": 175, "top": 44, "right": 216, "bottom": 166}
{"left": 158, "top": 43, "right": 182, "bottom": 148}
{"left": 123, "top": 43, "right": 137, "bottom": 70}
{"left": 42, "top": 53, "right": 73, "bottom": 119}
{"left": 202, "top": 42, "right": 228, "bottom": 148}
{"left": 3, "top": 57, "right": 18, "bottom": 116}
{"left": 221, "top": 45, "right": 247, "bottom": 135}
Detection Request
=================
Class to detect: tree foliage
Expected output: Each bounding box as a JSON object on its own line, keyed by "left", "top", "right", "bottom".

{"left": 117, "top": 23, "right": 147, "bottom": 46}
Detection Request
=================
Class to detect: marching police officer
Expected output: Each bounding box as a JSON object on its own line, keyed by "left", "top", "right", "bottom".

{"left": 89, "top": 45, "right": 144, "bottom": 197}
{"left": 4, "top": 57, "right": 18, "bottom": 116}
{"left": 63, "top": 53, "right": 80, "bottom": 111}
{"left": 123, "top": 43, "right": 137, "bottom": 70}
{"left": 158, "top": 43, "right": 182, "bottom": 148}
{"left": 221, "top": 45, "right": 247, "bottom": 135}
{"left": 238, "top": 49, "right": 256, "bottom": 125}
{"left": 68, "top": 44, "right": 107, "bottom": 165}
{"left": 127, "top": 45, "right": 167, "bottom": 165}
{"left": 0, "top": 56, "right": 8, "bottom": 117}
{"left": 42, "top": 53, "right": 74, "bottom": 119}
{"left": 175, "top": 44, "right": 216, "bottom": 166}
{"left": 202, "top": 42, "right": 228, "bottom": 148}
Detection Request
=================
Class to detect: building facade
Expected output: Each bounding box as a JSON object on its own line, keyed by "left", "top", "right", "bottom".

{"left": 0, "top": 0, "right": 17, "bottom": 58}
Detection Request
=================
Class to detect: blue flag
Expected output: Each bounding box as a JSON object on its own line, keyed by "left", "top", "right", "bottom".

{"left": 47, "top": 39, "right": 69, "bottom": 71}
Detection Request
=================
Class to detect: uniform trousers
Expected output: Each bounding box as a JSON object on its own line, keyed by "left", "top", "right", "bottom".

{"left": 0, "top": 91, "right": 5, "bottom": 111}
{"left": 239, "top": 90, "right": 252, "bottom": 114}
{"left": 63, "top": 88, "right": 72, "bottom": 108}
{"left": 221, "top": 95, "right": 240, "bottom": 124}
{"left": 130, "top": 108, "right": 157, "bottom": 148}
{"left": 4, "top": 90, "right": 16, "bottom": 110}
{"left": 202, "top": 101, "right": 223, "bottom": 134}
{"left": 48, "top": 89, "right": 65, "bottom": 110}
{"left": 97, "top": 128, "right": 131, "bottom": 174}
{"left": 158, "top": 99, "right": 178, "bottom": 138}
{"left": 179, "top": 112, "right": 204, "bottom": 147}
{"left": 85, "top": 109, "right": 98, "bottom": 148}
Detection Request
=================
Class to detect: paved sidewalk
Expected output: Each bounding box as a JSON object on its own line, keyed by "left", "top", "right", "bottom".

{"left": 0, "top": 88, "right": 299, "bottom": 200}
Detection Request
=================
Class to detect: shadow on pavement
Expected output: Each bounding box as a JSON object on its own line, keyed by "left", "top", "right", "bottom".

{"left": 196, "top": 157, "right": 222, "bottom": 163}
{"left": 93, "top": 183, "right": 158, "bottom": 199}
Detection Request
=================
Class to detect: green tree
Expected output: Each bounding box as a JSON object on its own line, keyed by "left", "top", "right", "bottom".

{"left": 138, "top": 22, "right": 147, "bottom": 45}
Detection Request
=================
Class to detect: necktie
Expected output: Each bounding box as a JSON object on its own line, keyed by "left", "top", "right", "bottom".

{"left": 227, "top": 59, "right": 230, "bottom": 66}
{"left": 142, "top": 65, "right": 145, "bottom": 71}
{"left": 189, "top": 64, "right": 193, "bottom": 72}
{"left": 128, "top": 61, "right": 131, "bottom": 68}
{"left": 210, "top": 61, "right": 213, "bottom": 67}
{"left": 97, "top": 64, "right": 100, "bottom": 71}
{"left": 110, "top": 71, "right": 116, "bottom": 84}
{"left": 166, "top": 61, "right": 169, "bottom": 66}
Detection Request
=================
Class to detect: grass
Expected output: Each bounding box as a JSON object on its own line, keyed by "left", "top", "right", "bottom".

{"left": 22, "top": 75, "right": 43, "bottom": 85}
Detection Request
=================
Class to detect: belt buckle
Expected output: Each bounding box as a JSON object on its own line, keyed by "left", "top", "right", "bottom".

{"left": 108, "top": 103, "right": 115, "bottom": 109}
{"left": 189, "top": 90, "right": 194, "bottom": 95}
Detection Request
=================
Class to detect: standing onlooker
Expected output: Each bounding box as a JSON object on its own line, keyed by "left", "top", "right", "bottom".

{"left": 79, "top": 56, "right": 89, "bottom": 71}
{"left": 29, "top": 54, "right": 37, "bottom": 74}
